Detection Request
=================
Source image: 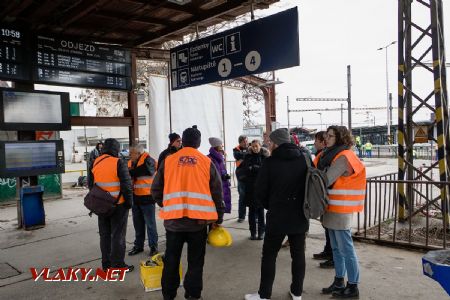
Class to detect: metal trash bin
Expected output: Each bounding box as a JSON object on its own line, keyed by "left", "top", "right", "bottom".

{"left": 422, "top": 249, "right": 450, "bottom": 296}
{"left": 20, "top": 185, "right": 45, "bottom": 230}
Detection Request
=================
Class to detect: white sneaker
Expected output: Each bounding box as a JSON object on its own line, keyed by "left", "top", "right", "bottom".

{"left": 289, "top": 291, "right": 302, "bottom": 300}
{"left": 244, "top": 293, "right": 270, "bottom": 300}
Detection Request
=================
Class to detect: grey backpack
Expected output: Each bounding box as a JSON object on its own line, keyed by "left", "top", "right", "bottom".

{"left": 302, "top": 152, "right": 329, "bottom": 219}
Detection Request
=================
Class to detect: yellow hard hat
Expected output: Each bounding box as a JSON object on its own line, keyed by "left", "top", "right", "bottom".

{"left": 207, "top": 226, "right": 233, "bottom": 247}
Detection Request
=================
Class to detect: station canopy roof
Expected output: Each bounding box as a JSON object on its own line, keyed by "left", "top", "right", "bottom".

{"left": 1, "top": 0, "right": 279, "bottom": 49}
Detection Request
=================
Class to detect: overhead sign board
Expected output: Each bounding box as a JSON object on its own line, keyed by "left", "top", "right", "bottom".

{"left": 34, "top": 36, "right": 132, "bottom": 90}
{"left": 169, "top": 7, "right": 299, "bottom": 90}
{"left": 0, "top": 25, "right": 31, "bottom": 81}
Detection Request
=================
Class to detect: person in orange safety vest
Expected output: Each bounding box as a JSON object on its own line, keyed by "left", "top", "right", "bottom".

{"left": 152, "top": 125, "right": 225, "bottom": 300}
{"left": 127, "top": 144, "right": 159, "bottom": 257}
{"left": 88, "top": 138, "right": 134, "bottom": 272}
{"left": 317, "top": 126, "right": 366, "bottom": 299}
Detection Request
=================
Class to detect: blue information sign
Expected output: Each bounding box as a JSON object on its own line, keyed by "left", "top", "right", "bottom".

{"left": 170, "top": 7, "right": 299, "bottom": 91}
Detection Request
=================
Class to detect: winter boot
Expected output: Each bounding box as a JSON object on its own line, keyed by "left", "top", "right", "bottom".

{"left": 322, "top": 277, "right": 345, "bottom": 294}
{"left": 332, "top": 282, "right": 359, "bottom": 298}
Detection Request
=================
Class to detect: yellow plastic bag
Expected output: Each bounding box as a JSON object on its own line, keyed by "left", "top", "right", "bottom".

{"left": 140, "top": 253, "right": 183, "bottom": 292}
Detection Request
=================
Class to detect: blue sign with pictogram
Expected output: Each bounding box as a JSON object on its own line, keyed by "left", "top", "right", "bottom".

{"left": 169, "top": 7, "right": 299, "bottom": 90}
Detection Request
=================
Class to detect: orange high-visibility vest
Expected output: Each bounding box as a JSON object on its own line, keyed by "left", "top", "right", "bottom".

{"left": 159, "top": 147, "right": 218, "bottom": 221}
{"left": 326, "top": 150, "right": 366, "bottom": 214}
{"left": 234, "top": 145, "right": 244, "bottom": 167}
{"left": 128, "top": 152, "right": 156, "bottom": 196}
{"left": 92, "top": 154, "right": 124, "bottom": 204}
{"left": 313, "top": 151, "right": 323, "bottom": 167}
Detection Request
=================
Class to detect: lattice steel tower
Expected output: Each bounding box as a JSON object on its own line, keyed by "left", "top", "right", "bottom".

{"left": 397, "top": 0, "right": 449, "bottom": 223}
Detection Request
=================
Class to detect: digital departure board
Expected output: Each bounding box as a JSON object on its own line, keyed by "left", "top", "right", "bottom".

{"left": 0, "top": 88, "right": 71, "bottom": 130}
{"left": 34, "top": 36, "right": 131, "bottom": 90}
{"left": 0, "top": 25, "right": 30, "bottom": 81}
{"left": 0, "top": 140, "right": 65, "bottom": 177}
{"left": 35, "top": 67, "right": 129, "bottom": 90}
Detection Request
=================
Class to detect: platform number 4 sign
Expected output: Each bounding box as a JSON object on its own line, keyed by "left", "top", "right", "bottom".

{"left": 245, "top": 51, "right": 261, "bottom": 72}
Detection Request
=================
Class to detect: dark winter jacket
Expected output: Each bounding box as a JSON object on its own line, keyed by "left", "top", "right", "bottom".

{"left": 233, "top": 145, "right": 249, "bottom": 167}
{"left": 208, "top": 147, "right": 232, "bottom": 213}
{"left": 240, "top": 147, "right": 270, "bottom": 208}
{"left": 129, "top": 154, "right": 156, "bottom": 205}
{"left": 157, "top": 145, "right": 180, "bottom": 169}
{"left": 152, "top": 150, "right": 225, "bottom": 232}
{"left": 255, "top": 143, "right": 309, "bottom": 235}
{"left": 88, "top": 139, "right": 133, "bottom": 209}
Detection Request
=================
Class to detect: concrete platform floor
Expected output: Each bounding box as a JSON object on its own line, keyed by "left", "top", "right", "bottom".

{"left": 0, "top": 187, "right": 448, "bottom": 300}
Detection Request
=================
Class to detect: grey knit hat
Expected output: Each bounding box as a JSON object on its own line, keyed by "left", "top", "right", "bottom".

{"left": 269, "top": 128, "right": 291, "bottom": 145}
{"left": 208, "top": 137, "right": 223, "bottom": 148}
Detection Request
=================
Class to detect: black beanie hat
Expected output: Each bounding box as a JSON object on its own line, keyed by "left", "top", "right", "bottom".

{"left": 182, "top": 125, "right": 201, "bottom": 148}
{"left": 102, "top": 138, "right": 120, "bottom": 157}
{"left": 168, "top": 132, "right": 181, "bottom": 144}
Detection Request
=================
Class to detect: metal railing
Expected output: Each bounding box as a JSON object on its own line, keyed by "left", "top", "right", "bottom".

{"left": 358, "top": 144, "right": 437, "bottom": 160}
{"left": 226, "top": 160, "right": 237, "bottom": 188}
{"left": 64, "top": 169, "right": 87, "bottom": 177}
{"left": 354, "top": 173, "right": 450, "bottom": 250}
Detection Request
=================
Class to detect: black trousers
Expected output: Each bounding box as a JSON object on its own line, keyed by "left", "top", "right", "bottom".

{"left": 324, "top": 227, "right": 332, "bottom": 255}
{"left": 162, "top": 228, "right": 208, "bottom": 300}
{"left": 98, "top": 205, "right": 129, "bottom": 269}
{"left": 258, "top": 232, "right": 306, "bottom": 299}
{"left": 249, "top": 206, "right": 265, "bottom": 237}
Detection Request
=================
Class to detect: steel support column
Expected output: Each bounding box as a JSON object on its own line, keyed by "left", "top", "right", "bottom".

{"left": 430, "top": 0, "right": 450, "bottom": 224}
{"left": 397, "top": 0, "right": 449, "bottom": 223}
{"left": 262, "top": 84, "right": 276, "bottom": 134}
{"left": 237, "top": 75, "right": 276, "bottom": 134}
{"left": 128, "top": 52, "right": 139, "bottom": 145}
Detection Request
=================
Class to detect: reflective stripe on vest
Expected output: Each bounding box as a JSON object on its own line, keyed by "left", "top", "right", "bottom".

{"left": 326, "top": 150, "right": 366, "bottom": 214}
{"left": 160, "top": 147, "right": 218, "bottom": 221}
{"left": 128, "top": 152, "right": 156, "bottom": 196}
{"left": 328, "top": 200, "right": 365, "bottom": 206}
{"left": 92, "top": 155, "right": 124, "bottom": 204}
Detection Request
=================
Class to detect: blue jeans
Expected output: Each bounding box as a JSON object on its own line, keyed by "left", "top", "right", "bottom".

{"left": 237, "top": 180, "right": 247, "bottom": 219}
{"left": 328, "top": 229, "right": 360, "bottom": 284}
{"left": 132, "top": 203, "right": 158, "bottom": 249}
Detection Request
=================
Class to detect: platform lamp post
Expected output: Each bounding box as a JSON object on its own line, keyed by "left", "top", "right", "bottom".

{"left": 317, "top": 112, "right": 323, "bottom": 130}
{"left": 377, "top": 41, "right": 396, "bottom": 144}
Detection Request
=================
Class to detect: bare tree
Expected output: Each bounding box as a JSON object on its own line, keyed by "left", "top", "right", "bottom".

{"left": 80, "top": 89, "right": 128, "bottom": 117}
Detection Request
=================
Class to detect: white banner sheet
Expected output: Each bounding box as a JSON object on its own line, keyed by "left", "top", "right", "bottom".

{"left": 148, "top": 75, "right": 243, "bottom": 163}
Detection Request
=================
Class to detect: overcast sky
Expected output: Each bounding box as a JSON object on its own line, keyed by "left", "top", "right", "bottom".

{"left": 252, "top": 0, "right": 450, "bottom": 130}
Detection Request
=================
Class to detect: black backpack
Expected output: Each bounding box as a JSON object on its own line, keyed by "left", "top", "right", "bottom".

{"left": 302, "top": 152, "right": 329, "bottom": 219}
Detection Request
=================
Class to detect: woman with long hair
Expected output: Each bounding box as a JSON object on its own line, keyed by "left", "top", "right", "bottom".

{"left": 316, "top": 126, "right": 366, "bottom": 299}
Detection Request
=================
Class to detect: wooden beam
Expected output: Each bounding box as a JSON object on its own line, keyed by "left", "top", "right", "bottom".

{"left": 132, "top": 48, "right": 170, "bottom": 61}
{"left": 131, "top": 0, "right": 248, "bottom": 46}
{"left": 94, "top": 11, "right": 174, "bottom": 27}
{"left": 60, "top": 0, "right": 110, "bottom": 29}
{"left": 0, "top": 0, "right": 33, "bottom": 21}
{"left": 71, "top": 116, "right": 133, "bottom": 127}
